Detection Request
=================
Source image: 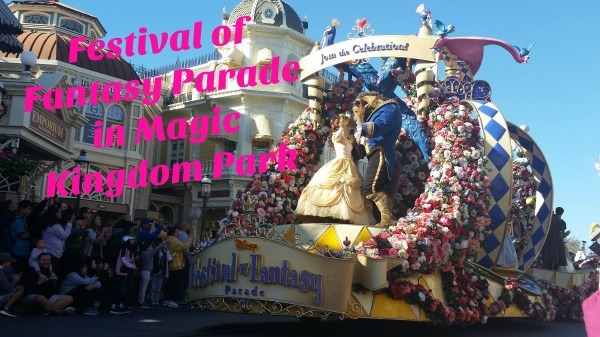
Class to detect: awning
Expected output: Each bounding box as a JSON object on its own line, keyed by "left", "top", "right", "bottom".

{"left": 251, "top": 114, "right": 274, "bottom": 141}
{"left": 257, "top": 48, "right": 273, "bottom": 66}
{"left": 0, "top": 1, "right": 23, "bottom": 54}
{"left": 0, "top": 1, "right": 22, "bottom": 35}
{"left": 208, "top": 113, "right": 239, "bottom": 142}
{"left": 208, "top": 132, "right": 238, "bottom": 143}
{"left": 220, "top": 47, "right": 244, "bottom": 68}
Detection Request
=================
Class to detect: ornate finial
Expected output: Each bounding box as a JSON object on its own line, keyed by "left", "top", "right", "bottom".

{"left": 347, "top": 18, "right": 374, "bottom": 39}
{"left": 223, "top": 6, "right": 226, "bottom": 13}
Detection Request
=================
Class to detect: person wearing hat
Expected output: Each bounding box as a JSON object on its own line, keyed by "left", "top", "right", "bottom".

{"left": 103, "top": 220, "right": 136, "bottom": 270}
{"left": 0, "top": 252, "right": 24, "bottom": 317}
{"left": 138, "top": 219, "right": 163, "bottom": 248}
{"left": 114, "top": 235, "right": 137, "bottom": 308}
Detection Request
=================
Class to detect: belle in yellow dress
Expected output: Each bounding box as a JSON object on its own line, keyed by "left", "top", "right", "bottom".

{"left": 296, "top": 115, "right": 375, "bottom": 226}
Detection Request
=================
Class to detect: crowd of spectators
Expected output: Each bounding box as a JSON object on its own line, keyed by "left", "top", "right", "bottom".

{"left": 0, "top": 197, "right": 197, "bottom": 318}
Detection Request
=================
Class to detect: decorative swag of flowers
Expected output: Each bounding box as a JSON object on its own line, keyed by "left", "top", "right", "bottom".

{"left": 386, "top": 266, "right": 556, "bottom": 325}
{"left": 0, "top": 150, "right": 38, "bottom": 178}
{"left": 356, "top": 92, "right": 491, "bottom": 275}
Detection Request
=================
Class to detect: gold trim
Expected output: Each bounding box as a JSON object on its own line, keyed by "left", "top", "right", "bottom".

{"left": 372, "top": 148, "right": 384, "bottom": 195}
{"left": 190, "top": 298, "right": 367, "bottom": 320}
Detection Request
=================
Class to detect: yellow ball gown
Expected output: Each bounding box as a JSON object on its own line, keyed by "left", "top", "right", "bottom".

{"left": 296, "top": 128, "right": 375, "bottom": 226}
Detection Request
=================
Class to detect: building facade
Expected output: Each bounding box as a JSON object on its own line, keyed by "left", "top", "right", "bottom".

{"left": 0, "top": 0, "right": 161, "bottom": 224}
{"left": 149, "top": 0, "right": 316, "bottom": 226}
{"left": 0, "top": 0, "right": 338, "bottom": 227}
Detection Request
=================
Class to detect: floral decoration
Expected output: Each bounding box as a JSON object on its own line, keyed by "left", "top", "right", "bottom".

{"left": 539, "top": 270, "right": 598, "bottom": 320}
{"left": 221, "top": 80, "right": 364, "bottom": 231}
{"left": 0, "top": 149, "right": 38, "bottom": 178}
{"left": 356, "top": 89, "right": 491, "bottom": 276}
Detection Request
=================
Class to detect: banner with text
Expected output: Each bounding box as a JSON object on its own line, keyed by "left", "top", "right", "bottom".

{"left": 299, "top": 35, "right": 439, "bottom": 81}
{"left": 188, "top": 238, "right": 356, "bottom": 313}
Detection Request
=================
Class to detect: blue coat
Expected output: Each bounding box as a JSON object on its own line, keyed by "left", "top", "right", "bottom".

{"left": 360, "top": 101, "right": 406, "bottom": 178}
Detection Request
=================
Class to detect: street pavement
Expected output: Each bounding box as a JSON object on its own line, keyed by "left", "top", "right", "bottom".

{"left": 0, "top": 306, "right": 589, "bottom": 337}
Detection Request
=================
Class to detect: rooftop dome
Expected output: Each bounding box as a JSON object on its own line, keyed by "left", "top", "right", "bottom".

{"left": 0, "top": 31, "right": 139, "bottom": 81}
{"left": 227, "top": 0, "right": 305, "bottom": 34}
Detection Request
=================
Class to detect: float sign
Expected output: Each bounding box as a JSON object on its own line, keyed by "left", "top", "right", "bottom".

{"left": 189, "top": 238, "right": 355, "bottom": 313}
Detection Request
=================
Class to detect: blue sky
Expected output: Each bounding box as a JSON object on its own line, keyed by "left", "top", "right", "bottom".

{"left": 41, "top": 1, "right": 600, "bottom": 247}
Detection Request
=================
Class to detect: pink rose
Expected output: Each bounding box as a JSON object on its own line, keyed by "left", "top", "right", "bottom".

{"left": 363, "top": 239, "right": 378, "bottom": 249}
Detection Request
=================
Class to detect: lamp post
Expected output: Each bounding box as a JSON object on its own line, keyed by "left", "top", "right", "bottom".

{"left": 199, "top": 175, "right": 212, "bottom": 241}
{"left": 19, "top": 51, "right": 37, "bottom": 81}
{"left": 74, "top": 149, "right": 91, "bottom": 211}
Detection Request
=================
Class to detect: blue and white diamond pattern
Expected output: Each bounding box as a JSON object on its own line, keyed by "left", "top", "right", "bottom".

{"left": 465, "top": 100, "right": 513, "bottom": 268}
{"left": 505, "top": 123, "right": 554, "bottom": 271}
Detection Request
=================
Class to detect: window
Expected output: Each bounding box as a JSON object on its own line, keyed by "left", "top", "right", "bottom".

{"left": 252, "top": 141, "right": 271, "bottom": 156}
{"left": 159, "top": 206, "right": 173, "bottom": 223}
{"left": 80, "top": 102, "right": 104, "bottom": 145}
{"left": 169, "top": 140, "right": 185, "bottom": 166}
{"left": 225, "top": 140, "right": 237, "bottom": 153}
{"left": 129, "top": 105, "right": 142, "bottom": 153}
{"left": 106, "top": 105, "right": 125, "bottom": 150}
{"left": 74, "top": 102, "right": 126, "bottom": 150}
{"left": 24, "top": 15, "right": 49, "bottom": 24}
{"left": 60, "top": 19, "right": 83, "bottom": 34}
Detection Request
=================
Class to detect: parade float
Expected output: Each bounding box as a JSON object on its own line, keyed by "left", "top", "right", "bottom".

{"left": 188, "top": 4, "right": 598, "bottom": 324}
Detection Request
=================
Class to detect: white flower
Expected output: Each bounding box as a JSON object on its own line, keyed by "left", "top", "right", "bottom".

{"left": 418, "top": 292, "right": 426, "bottom": 302}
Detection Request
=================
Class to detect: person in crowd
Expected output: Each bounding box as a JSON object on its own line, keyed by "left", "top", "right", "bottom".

{"left": 148, "top": 238, "right": 170, "bottom": 307}
{"left": 138, "top": 218, "right": 163, "bottom": 248}
{"left": 0, "top": 252, "right": 24, "bottom": 317}
{"left": 8, "top": 200, "right": 33, "bottom": 272}
{"left": 138, "top": 240, "right": 166, "bottom": 308}
{"left": 104, "top": 219, "right": 136, "bottom": 267}
{"left": 114, "top": 235, "right": 137, "bottom": 308}
{"left": 27, "top": 198, "right": 50, "bottom": 248}
{"left": 59, "top": 262, "right": 101, "bottom": 315}
{"left": 164, "top": 226, "right": 193, "bottom": 307}
{"left": 60, "top": 207, "right": 91, "bottom": 278}
{"left": 19, "top": 252, "right": 75, "bottom": 315}
{"left": 0, "top": 200, "right": 17, "bottom": 252}
{"left": 87, "top": 258, "right": 129, "bottom": 314}
{"left": 84, "top": 214, "right": 110, "bottom": 261}
{"left": 177, "top": 222, "right": 193, "bottom": 300}
{"left": 178, "top": 222, "right": 192, "bottom": 260}
{"left": 43, "top": 206, "right": 74, "bottom": 276}
{"left": 28, "top": 238, "right": 57, "bottom": 281}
